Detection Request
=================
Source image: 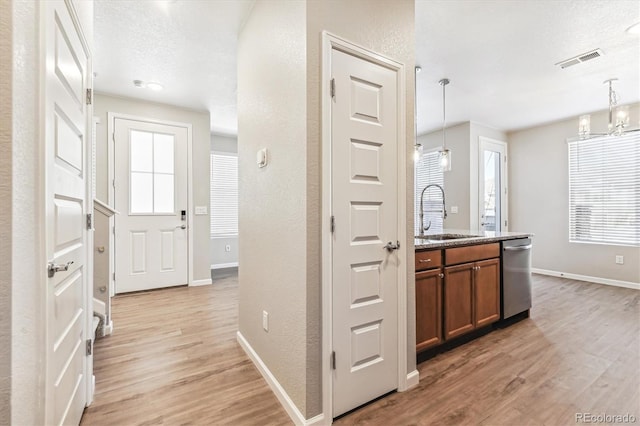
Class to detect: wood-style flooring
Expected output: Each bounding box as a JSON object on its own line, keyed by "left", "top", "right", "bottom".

{"left": 82, "top": 272, "right": 640, "bottom": 425}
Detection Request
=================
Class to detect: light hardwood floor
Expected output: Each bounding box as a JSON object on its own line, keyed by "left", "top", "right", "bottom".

{"left": 82, "top": 273, "right": 639, "bottom": 425}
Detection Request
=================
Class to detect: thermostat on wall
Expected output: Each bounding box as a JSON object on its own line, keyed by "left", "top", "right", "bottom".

{"left": 257, "top": 148, "right": 268, "bottom": 168}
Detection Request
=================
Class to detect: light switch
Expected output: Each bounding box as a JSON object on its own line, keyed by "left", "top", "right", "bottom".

{"left": 195, "top": 206, "right": 208, "bottom": 215}
{"left": 451, "top": 206, "right": 459, "bottom": 214}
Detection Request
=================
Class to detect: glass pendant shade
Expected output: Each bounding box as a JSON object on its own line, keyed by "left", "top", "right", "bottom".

{"left": 438, "top": 148, "right": 451, "bottom": 171}
{"left": 413, "top": 143, "right": 423, "bottom": 163}
{"left": 615, "top": 105, "right": 630, "bottom": 131}
{"left": 578, "top": 114, "right": 591, "bottom": 139}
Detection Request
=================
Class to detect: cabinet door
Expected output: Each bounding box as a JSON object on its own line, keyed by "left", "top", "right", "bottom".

{"left": 444, "top": 263, "right": 475, "bottom": 339}
{"left": 415, "top": 269, "right": 443, "bottom": 352}
{"left": 474, "top": 258, "right": 500, "bottom": 328}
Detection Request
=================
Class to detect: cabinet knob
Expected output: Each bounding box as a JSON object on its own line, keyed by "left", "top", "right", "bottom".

{"left": 438, "top": 273, "right": 444, "bottom": 279}
{"left": 97, "top": 246, "right": 105, "bottom": 253}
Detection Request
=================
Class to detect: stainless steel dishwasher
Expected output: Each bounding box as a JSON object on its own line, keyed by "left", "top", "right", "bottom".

{"left": 502, "top": 238, "right": 532, "bottom": 319}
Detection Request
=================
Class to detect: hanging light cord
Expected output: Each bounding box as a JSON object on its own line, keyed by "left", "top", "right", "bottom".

{"left": 439, "top": 78, "right": 450, "bottom": 150}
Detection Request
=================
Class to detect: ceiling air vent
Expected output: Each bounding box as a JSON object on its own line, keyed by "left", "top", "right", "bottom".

{"left": 556, "top": 49, "right": 604, "bottom": 69}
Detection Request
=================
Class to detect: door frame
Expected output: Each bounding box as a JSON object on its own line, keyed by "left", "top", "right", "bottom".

{"left": 107, "top": 113, "right": 195, "bottom": 287}
{"left": 477, "top": 136, "right": 508, "bottom": 232}
{"left": 321, "top": 31, "right": 409, "bottom": 421}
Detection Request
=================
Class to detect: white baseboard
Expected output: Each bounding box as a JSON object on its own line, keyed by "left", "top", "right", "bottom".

{"left": 210, "top": 262, "right": 238, "bottom": 270}
{"left": 532, "top": 268, "right": 639, "bottom": 290}
{"left": 237, "top": 331, "right": 324, "bottom": 426}
{"left": 102, "top": 320, "right": 113, "bottom": 336}
{"left": 190, "top": 278, "right": 212, "bottom": 286}
{"left": 404, "top": 370, "right": 420, "bottom": 390}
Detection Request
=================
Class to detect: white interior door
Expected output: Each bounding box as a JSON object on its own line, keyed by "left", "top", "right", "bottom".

{"left": 114, "top": 119, "right": 188, "bottom": 293}
{"left": 43, "top": 1, "right": 91, "bottom": 424}
{"left": 331, "top": 48, "right": 399, "bottom": 417}
{"left": 479, "top": 138, "right": 508, "bottom": 232}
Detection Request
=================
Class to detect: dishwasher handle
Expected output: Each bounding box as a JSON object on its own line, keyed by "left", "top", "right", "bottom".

{"left": 503, "top": 244, "right": 532, "bottom": 251}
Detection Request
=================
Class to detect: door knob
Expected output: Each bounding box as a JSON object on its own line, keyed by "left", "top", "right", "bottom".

{"left": 175, "top": 224, "right": 186, "bottom": 230}
{"left": 383, "top": 241, "right": 400, "bottom": 252}
{"left": 48, "top": 261, "right": 74, "bottom": 278}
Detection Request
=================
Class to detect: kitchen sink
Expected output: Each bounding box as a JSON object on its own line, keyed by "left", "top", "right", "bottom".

{"left": 416, "top": 233, "right": 482, "bottom": 241}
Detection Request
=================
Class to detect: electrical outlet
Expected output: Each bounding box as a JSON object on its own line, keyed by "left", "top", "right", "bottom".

{"left": 262, "top": 311, "right": 269, "bottom": 332}
{"left": 615, "top": 255, "right": 624, "bottom": 265}
{"left": 225, "top": 244, "right": 231, "bottom": 252}
{"left": 451, "top": 206, "right": 459, "bottom": 214}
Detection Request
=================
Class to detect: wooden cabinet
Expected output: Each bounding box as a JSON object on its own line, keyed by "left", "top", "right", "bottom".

{"left": 443, "top": 244, "right": 500, "bottom": 339}
{"left": 416, "top": 242, "right": 501, "bottom": 353}
{"left": 443, "top": 263, "right": 475, "bottom": 339}
{"left": 474, "top": 258, "right": 500, "bottom": 328}
{"left": 415, "top": 268, "right": 443, "bottom": 351}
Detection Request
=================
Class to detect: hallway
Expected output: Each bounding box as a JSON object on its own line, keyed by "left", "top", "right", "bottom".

{"left": 81, "top": 270, "right": 290, "bottom": 425}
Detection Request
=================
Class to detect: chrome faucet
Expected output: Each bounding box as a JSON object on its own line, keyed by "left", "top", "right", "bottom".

{"left": 419, "top": 184, "right": 447, "bottom": 236}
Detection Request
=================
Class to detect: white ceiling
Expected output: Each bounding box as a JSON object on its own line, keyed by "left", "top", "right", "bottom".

{"left": 94, "top": 0, "right": 640, "bottom": 136}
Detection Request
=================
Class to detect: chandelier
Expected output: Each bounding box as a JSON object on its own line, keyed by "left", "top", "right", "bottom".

{"left": 578, "top": 78, "right": 637, "bottom": 140}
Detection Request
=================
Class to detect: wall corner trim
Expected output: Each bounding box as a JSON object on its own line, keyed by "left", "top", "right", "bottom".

{"left": 190, "top": 278, "right": 212, "bottom": 287}
{"left": 531, "top": 269, "right": 640, "bottom": 290}
{"left": 401, "top": 370, "right": 420, "bottom": 391}
{"left": 236, "top": 332, "right": 323, "bottom": 425}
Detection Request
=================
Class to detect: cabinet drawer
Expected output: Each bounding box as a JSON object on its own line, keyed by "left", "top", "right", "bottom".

{"left": 415, "top": 250, "right": 442, "bottom": 271}
{"left": 445, "top": 243, "right": 499, "bottom": 265}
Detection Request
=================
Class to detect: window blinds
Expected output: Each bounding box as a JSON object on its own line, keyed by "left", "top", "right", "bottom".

{"left": 415, "top": 150, "right": 445, "bottom": 235}
{"left": 210, "top": 153, "right": 238, "bottom": 237}
{"left": 568, "top": 133, "right": 640, "bottom": 246}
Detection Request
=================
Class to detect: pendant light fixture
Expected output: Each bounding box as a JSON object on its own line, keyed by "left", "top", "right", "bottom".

{"left": 414, "top": 66, "right": 423, "bottom": 163}
{"left": 438, "top": 78, "right": 452, "bottom": 171}
{"left": 576, "top": 78, "right": 637, "bottom": 140}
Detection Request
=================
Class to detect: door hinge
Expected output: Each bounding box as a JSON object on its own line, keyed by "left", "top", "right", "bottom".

{"left": 86, "top": 213, "right": 92, "bottom": 230}
{"left": 504, "top": 155, "right": 507, "bottom": 163}
{"left": 112, "top": 179, "right": 116, "bottom": 188}
{"left": 330, "top": 78, "right": 336, "bottom": 99}
{"left": 86, "top": 88, "right": 92, "bottom": 105}
{"left": 330, "top": 216, "right": 335, "bottom": 233}
{"left": 505, "top": 219, "right": 508, "bottom": 227}
{"left": 112, "top": 225, "right": 115, "bottom": 235}
{"left": 112, "top": 272, "right": 115, "bottom": 281}
{"left": 86, "top": 339, "right": 93, "bottom": 356}
{"left": 331, "top": 351, "right": 336, "bottom": 370}
{"left": 112, "top": 132, "right": 115, "bottom": 143}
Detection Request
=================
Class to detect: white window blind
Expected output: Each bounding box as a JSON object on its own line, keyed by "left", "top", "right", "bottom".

{"left": 210, "top": 152, "right": 238, "bottom": 237}
{"left": 415, "top": 150, "right": 445, "bottom": 235}
{"left": 568, "top": 133, "right": 640, "bottom": 246}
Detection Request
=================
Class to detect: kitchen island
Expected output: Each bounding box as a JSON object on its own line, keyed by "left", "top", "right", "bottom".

{"left": 415, "top": 229, "right": 533, "bottom": 361}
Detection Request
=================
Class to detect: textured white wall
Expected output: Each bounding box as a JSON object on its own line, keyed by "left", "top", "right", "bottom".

{"left": 508, "top": 104, "right": 640, "bottom": 284}
{"left": 238, "top": 0, "right": 309, "bottom": 415}
{"left": 93, "top": 93, "right": 212, "bottom": 282}
{"left": 11, "top": 1, "right": 46, "bottom": 424}
{"left": 0, "top": 0, "right": 12, "bottom": 422}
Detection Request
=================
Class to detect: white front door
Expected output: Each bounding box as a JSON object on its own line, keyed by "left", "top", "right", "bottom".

{"left": 114, "top": 118, "right": 189, "bottom": 293}
{"left": 479, "top": 137, "right": 508, "bottom": 232}
{"left": 331, "top": 48, "right": 399, "bottom": 417}
{"left": 43, "top": 1, "right": 91, "bottom": 424}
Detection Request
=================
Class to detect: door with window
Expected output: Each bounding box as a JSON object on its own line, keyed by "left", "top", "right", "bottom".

{"left": 114, "top": 118, "right": 188, "bottom": 293}
{"left": 479, "top": 138, "right": 508, "bottom": 232}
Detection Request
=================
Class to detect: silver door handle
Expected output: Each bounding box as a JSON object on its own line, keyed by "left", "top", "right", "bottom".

{"left": 383, "top": 241, "right": 400, "bottom": 252}
{"left": 48, "top": 261, "right": 74, "bottom": 278}
{"left": 176, "top": 225, "right": 186, "bottom": 230}
{"left": 503, "top": 244, "right": 532, "bottom": 251}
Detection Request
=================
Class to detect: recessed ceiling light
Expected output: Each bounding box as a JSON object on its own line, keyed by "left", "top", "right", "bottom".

{"left": 146, "top": 82, "right": 164, "bottom": 91}
{"left": 133, "top": 79, "right": 145, "bottom": 88}
{"left": 626, "top": 22, "right": 640, "bottom": 35}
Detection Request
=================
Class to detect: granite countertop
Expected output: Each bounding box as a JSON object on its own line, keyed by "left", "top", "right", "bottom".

{"left": 415, "top": 229, "right": 533, "bottom": 250}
